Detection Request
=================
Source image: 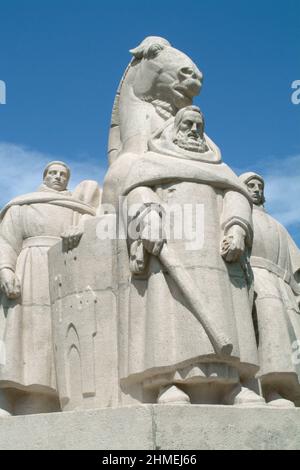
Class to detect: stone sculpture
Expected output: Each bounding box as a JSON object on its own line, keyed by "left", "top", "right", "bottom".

{"left": 1, "top": 37, "right": 299, "bottom": 420}
{"left": 104, "top": 36, "right": 203, "bottom": 205}
{"left": 0, "top": 161, "right": 100, "bottom": 416}
{"left": 102, "top": 37, "right": 265, "bottom": 406}
{"left": 240, "top": 172, "right": 300, "bottom": 407}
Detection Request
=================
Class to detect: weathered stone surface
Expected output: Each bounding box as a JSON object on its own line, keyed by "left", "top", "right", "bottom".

{"left": 48, "top": 215, "right": 120, "bottom": 411}
{"left": 0, "top": 406, "right": 154, "bottom": 450}
{"left": 153, "top": 405, "right": 300, "bottom": 450}
{"left": 1, "top": 405, "right": 300, "bottom": 450}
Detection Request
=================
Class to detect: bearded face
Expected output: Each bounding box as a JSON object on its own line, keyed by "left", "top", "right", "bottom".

{"left": 173, "top": 109, "right": 209, "bottom": 153}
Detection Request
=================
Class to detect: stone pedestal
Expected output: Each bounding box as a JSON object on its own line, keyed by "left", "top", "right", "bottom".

{"left": 48, "top": 215, "right": 122, "bottom": 411}
{"left": 0, "top": 405, "right": 300, "bottom": 450}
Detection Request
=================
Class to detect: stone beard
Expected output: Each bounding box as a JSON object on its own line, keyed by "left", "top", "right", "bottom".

{"left": 173, "top": 130, "right": 209, "bottom": 153}
{"left": 172, "top": 106, "right": 209, "bottom": 154}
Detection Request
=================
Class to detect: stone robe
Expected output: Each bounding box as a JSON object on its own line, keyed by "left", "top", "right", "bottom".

{"left": 0, "top": 188, "right": 96, "bottom": 393}
{"left": 251, "top": 204, "right": 300, "bottom": 401}
{"left": 102, "top": 120, "right": 259, "bottom": 397}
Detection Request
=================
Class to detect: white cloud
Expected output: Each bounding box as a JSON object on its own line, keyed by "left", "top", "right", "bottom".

{"left": 238, "top": 154, "right": 300, "bottom": 230}
{"left": 0, "top": 142, "right": 298, "bottom": 236}
{"left": 263, "top": 155, "right": 300, "bottom": 228}
{"left": 0, "top": 142, "right": 106, "bottom": 208}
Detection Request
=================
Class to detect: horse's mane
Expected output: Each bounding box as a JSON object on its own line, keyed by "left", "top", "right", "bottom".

{"left": 107, "top": 37, "right": 171, "bottom": 166}
{"left": 107, "top": 61, "right": 133, "bottom": 166}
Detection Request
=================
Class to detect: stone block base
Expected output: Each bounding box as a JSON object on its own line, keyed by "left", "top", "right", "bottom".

{"left": 0, "top": 405, "right": 300, "bottom": 450}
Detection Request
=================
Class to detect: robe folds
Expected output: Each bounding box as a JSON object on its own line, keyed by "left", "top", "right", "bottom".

{"left": 251, "top": 205, "right": 300, "bottom": 400}
{"left": 102, "top": 138, "right": 259, "bottom": 390}
{"left": 0, "top": 188, "right": 95, "bottom": 393}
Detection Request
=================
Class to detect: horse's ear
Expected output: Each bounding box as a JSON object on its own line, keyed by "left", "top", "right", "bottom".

{"left": 129, "top": 44, "right": 145, "bottom": 60}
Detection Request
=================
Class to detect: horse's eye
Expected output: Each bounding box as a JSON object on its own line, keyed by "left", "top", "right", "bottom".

{"left": 180, "top": 67, "right": 194, "bottom": 76}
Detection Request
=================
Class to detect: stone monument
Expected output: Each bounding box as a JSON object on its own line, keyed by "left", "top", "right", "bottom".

{"left": 0, "top": 36, "right": 300, "bottom": 450}
{"left": 102, "top": 37, "right": 263, "bottom": 406}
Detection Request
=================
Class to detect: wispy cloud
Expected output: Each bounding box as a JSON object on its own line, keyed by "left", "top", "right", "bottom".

{"left": 0, "top": 142, "right": 298, "bottom": 243}
{"left": 0, "top": 142, "right": 106, "bottom": 208}
{"left": 262, "top": 155, "right": 300, "bottom": 228}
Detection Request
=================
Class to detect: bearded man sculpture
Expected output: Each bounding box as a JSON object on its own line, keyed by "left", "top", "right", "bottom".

{"left": 103, "top": 37, "right": 265, "bottom": 407}
{"left": 172, "top": 106, "right": 209, "bottom": 153}
{"left": 0, "top": 162, "right": 100, "bottom": 415}
{"left": 240, "top": 172, "right": 300, "bottom": 407}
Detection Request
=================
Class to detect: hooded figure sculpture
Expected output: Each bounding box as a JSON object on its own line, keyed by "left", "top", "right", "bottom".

{"left": 240, "top": 172, "right": 300, "bottom": 407}
{"left": 103, "top": 40, "right": 265, "bottom": 408}
{"left": 0, "top": 162, "right": 100, "bottom": 416}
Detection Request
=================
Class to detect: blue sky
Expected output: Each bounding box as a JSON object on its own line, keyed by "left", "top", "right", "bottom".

{"left": 0, "top": 0, "right": 299, "bottom": 243}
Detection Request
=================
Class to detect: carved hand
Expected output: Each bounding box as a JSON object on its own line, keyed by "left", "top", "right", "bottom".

{"left": 140, "top": 209, "right": 166, "bottom": 256}
{"left": 61, "top": 226, "right": 83, "bottom": 252}
{"left": 221, "top": 225, "right": 246, "bottom": 263}
{"left": 0, "top": 268, "right": 21, "bottom": 299}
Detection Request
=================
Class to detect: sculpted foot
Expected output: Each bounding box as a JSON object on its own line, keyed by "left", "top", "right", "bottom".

{"left": 158, "top": 385, "right": 191, "bottom": 405}
{"left": 225, "top": 385, "right": 266, "bottom": 407}
{"left": 266, "top": 391, "right": 295, "bottom": 408}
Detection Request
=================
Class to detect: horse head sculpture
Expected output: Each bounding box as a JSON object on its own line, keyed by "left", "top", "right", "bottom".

{"left": 108, "top": 36, "right": 203, "bottom": 165}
